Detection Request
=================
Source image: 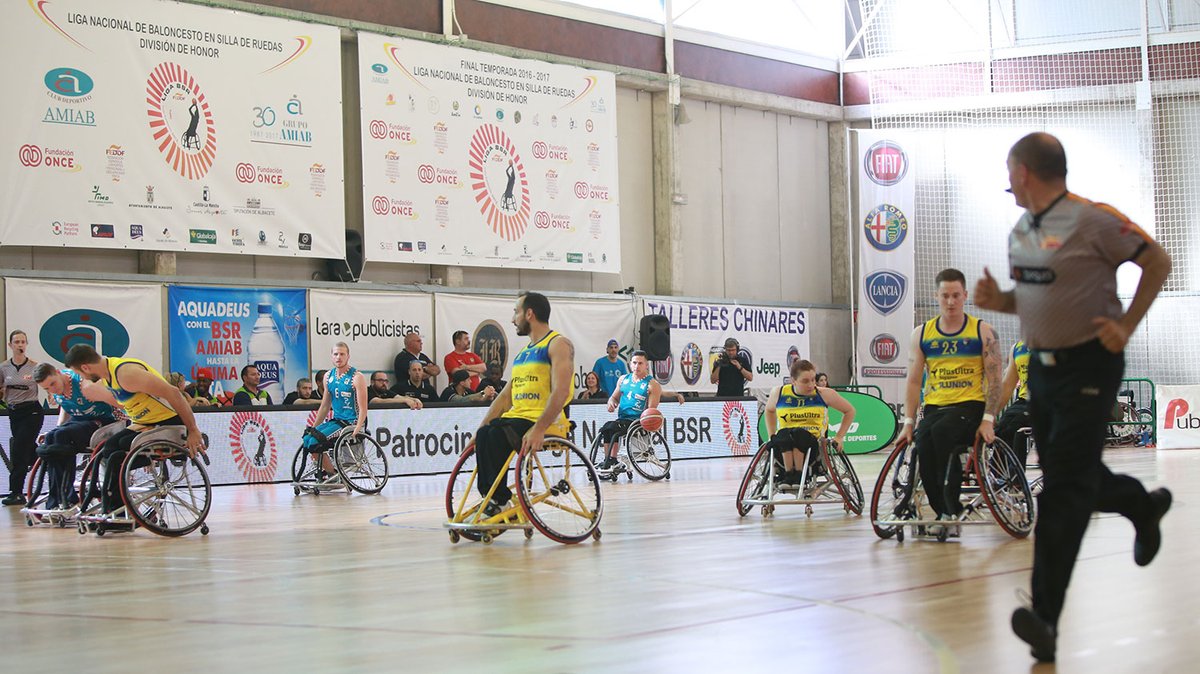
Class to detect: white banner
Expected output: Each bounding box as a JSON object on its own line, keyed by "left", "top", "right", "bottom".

{"left": 433, "top": 293, "right": 636, "bottom": 391}
{"left": 4, "top": 278, "right": 163, "bottom": 369}
{"left": 640, "top": 298, "right": 811, "bottom": 396}
{"left": 358, "top": 33, "right": 620, "bottom": 272}
{"left": 855, "top": 131, "right": 915, "bottom": 407}
{"left": 308, "top": 289, "right": 434, "bottom": 385}
{"left": 0, "top": 399, "right": 759, "bottom": 488}
{"left": 0, "top": 0, "right": 345, "bottom": 258}
{"left": 1156, "top": 384, "right": 1200, "bottom": 449}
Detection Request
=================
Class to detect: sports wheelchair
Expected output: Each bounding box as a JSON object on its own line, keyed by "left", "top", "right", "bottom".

{"left": 869, "top": 437, "right": 1035, "bottom": 542}
{"left": 23, "top": 421, "right": 127, "bottom": 528}
{"left": 445, "top": 436, "right": 603, "bottom": 545}
{"left": 76, "top": 426, "right": 213, "bottom": 537}
{"left": 587, "top": 418, "right": 672, "bottom": 482}
{"left": 292, "top": 425, "right": 389, "bottom": 496}
{"left": 736, "top": 437, "right": 863, "bottom": 518}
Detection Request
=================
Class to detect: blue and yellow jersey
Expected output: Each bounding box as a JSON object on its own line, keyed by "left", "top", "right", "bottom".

{"left": 326, "top": 367, "right": 360, "bottom": 422}
{"left": 775, "top": 385, "right": 828, "bottom": 436}
{"left": 105, "top": 357, "right": 176, "bottom": 425}
{"left": 616, "top": 373, "right": 652, "bottom": 420}
{"left": 920, "top": 315, "right": 985, "bottom": 406}
{"left": 54, "top": 369, "right": 116, "bottom": 421}
{"left": 503, "top": 331, "right": 569, "bottom": 436}
{"left": 1012, "top": 340, "right": 1030, "bottom": 401}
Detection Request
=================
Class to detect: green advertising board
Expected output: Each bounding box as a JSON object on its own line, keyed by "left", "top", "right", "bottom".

{"left": 758, "top": 390, "right": 897, "bottom": 455}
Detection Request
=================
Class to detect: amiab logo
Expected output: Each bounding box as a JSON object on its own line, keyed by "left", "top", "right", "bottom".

{"left": 39, "top": 309, "right": 131, "bottom": 361}
{"left": 146, "top": 62, "right": 217, "bottom": 179}
{"left": 722, "top": 401, "right": 753, "bottom": 456}
{"left": 864, "top": 140, "right": 909, "bottom": 186}
{"left": 468, "top": 124, "right": 530, "bottom": 241}
{"left": 44, "top": 68, "right": 94, "bottom": 100}
{"left": 229, "top": 411, "right": 278, "bottom": 482}
{"left": 863, "top": 204, "right": 908, "bottom": 252}
{"left": 1164, "top": 399, "right": 1200, "bottom": 429}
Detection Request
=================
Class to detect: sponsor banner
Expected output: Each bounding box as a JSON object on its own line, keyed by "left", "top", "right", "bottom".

{"left": 166, "top": 286, "right": 308, "bottom": 403}
{"left": 0, "top": 399, "right": 757, "bottom": 487}
{"left": 0, "top": 0, "right": 345, "bottom": 258}
{"left": 432, "top": 293, "right": 636, "bottom": 390}
{"left": 855, "top": 131, "right": 915, "bottom": 407}
{"left": 825, "top": 391, "right": 898, "bottom": 455}
{"left": 1156, "top": 384, "right": 1200, "bottom": 449}
{"left": 308, "top": 289, "right": 433, "bottom": 382}
{"left": 358, "top": 32, "right": 619, "bottom": 272}
{"left": 640, "top": 297, "right": 810, "bottom": 395}
{"left": 4, "top": 278, "right": 163, "bottom": 368}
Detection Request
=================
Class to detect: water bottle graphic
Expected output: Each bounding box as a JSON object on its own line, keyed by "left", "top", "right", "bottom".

{"left": 248, "top": 303, "right": 286, "bottom": 401}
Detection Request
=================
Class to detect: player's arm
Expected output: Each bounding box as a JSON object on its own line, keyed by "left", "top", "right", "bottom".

{"left": 764, "top": 386, "right": 781, "bottom": 436}
{"left": 647, "top": 380, "right": 662, "bottom": 409}
{"left": 901, "top": 325, "right": 926, "bottom": 444}
{"left": 478, "top": 379, "right": 514, "bottom": 426}
{"left": 522, "top": 336, "right": 574, "bottom": 452}
{"left": 606, "top": 375, "right": 623, "bottom": 413}
{"left": 999, "top": 358, "right": 1018, "bottom": 411}
{"left": 81, "top": 379, "right": 121, "bottom": 409}
{"left": 312, "top": 373, "right": 334, "bottom": 426}
{"left": 822, "top": 387, "right": 856, "bottom": 446}
{"left": 980, "top": 323, "right": 1001, "bottom": 443}
{"left": 352, "top": 372, "right": 369, "bottom": 434}
{"left": 115, "top": 364, "right": 203, "bottom": 456}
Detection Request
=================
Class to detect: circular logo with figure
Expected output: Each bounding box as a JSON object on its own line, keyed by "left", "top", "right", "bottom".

{"left": 722, "top": 401, "right": 753, "bottom": 456}
{"left": 467, "top": 124, "right": 530, "bottom": 241}
{"left": 229, "top": 411, "right": 278, "bottom": 482}
{"left": 146, "top": 62, "right": 217, "bottom": 179}
{"left": 679, "top": 342, "right": 703, "bottom": 386}
{"left": 472, "top": 320, "right": 509, "bottom": 374}
{"left": 653, "top": 355, "right": 674, "bottom": 386}
{"left": 39, "top": 308, "right": 130, "bottom": 361}
{"left": 863, "top": 204, "right": 908, "bottom": 252}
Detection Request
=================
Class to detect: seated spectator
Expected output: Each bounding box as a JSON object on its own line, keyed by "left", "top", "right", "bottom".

{"left": 393, "top": 331, "right": 440, "bottom": 386}
{"left": 475, "top": 363, "right": 507, "bottom": 395}
{"left": 368, "top": 371, "right": 398, "bottom": 401}
{"left": 283, "top": 377, "right": 321, "bottom": 406}
{"left": 577, "top": 371, "right": 607, "bottom": 400}
{"left": 443, "top": 330, "right": 486, "bottom": 391}
{"left": 313, "top": 370, "right": 327, "bottom": 399}
{"left": 440, "top": 369, "right": 497, "bottom": 403}
{"left": 232, "top": 364, "right": 273, "bottom": 406}
{"left": 184, "top": 369, "right": 218, "bottom": 407}
{"left": 393, "top": 360, "right": 437, "bottom": 403}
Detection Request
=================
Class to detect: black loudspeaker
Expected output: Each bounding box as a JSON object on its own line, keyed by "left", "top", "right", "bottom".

{"left": 640, "top": 314, "right": 671, "bottom": 361}
{"left": 327, "top": 230, "right": 364, "bottom": 282}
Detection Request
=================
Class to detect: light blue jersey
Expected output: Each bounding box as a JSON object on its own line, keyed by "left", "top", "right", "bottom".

{"left": 53, "top": 369, "right": 116, "bottom": 421}
{"left": 616, "top": 373, "right": 653, "bottom": 420}
{"left": 327, "top": 367, "right": 360, "bottom": 422}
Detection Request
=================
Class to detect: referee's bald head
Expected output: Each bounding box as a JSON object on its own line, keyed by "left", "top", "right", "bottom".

{"left": 1009, "top": 132, "right": 1067, "bottom": 182}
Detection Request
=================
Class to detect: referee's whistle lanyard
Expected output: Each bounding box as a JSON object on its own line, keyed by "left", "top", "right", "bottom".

{"left": 1029, "top": 190, "right": 1069, "bottom": 229}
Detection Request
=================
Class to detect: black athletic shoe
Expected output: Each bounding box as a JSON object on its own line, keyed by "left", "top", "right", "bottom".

{"left": 2, "top": 494, "right": 27, "bottom": 506}
{"left": 1134, "top": 487, "right": 1172, "bottom": 567}
{"left": 1011, "top": 607, "right": 1056, "bottom": 663}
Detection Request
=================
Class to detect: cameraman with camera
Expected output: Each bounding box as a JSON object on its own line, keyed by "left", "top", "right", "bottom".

{"left": 710, "top": 337, "right": 753, "bottom": 397}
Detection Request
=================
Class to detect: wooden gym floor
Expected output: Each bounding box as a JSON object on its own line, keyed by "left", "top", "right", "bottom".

{"left": 1, "top": 447, "right": 1194, "bottom": 673}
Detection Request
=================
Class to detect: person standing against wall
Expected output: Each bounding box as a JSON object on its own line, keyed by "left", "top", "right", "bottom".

{"left": 2, "top": 331, "right": 44, "bottom": 505}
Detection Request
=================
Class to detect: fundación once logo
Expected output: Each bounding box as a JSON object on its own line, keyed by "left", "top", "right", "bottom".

{"left": 864, "top": 270, "right": 908, "bottom": 316}
{"left": 39, "top": 308, "right": 131, "bottom": 361}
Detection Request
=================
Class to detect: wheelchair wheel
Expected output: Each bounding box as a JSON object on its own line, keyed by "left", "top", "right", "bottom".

{"left": 976, "top": 439, "right": 1035, "bottom": 539}
{"left": 77, "top": 448, "right": 104, "bottom": 513}
{"left": 869, "top": 441, "right": 918, "bottom": 539}
{"left": 515, "top": 438, "right": 602, "bottom": 544}
{"left": 444, "top": 444, "right": 485, "bottom": 542}
{"left": 822, "top": 441, "right": 863, "bottom": 515}
{"left": 625, "top": 424, "right": 671, "bottom": 481}
{"left": 334, "top": 432, "right": 389, "bottom": 495}
{"left": 23, "top": 458, "right": 50, "bottom": 524}
{"left": 119, "top": 443, "right": 212, "bottom": 537}
{"left": 587, "top": 433, "right": 603, "bottom": 466}
{"left": 735, "top": 443, "right": 775, "bottom": 517}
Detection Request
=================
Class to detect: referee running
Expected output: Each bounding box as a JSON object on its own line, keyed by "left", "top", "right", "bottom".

{"left": 976, "top": 132, "right": 1173, "bottom": 663}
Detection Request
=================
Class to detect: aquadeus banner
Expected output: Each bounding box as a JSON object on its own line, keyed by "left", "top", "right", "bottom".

{"left": 0, "top": 0, "right": 345, "bottom": 258}
{"left": 4, "top": 278, "right": 163, "bottom": 369}
{"left": 358, "top": 32, "right": 619, "bottom": 272}
{"left": 640, "top": 298, "right": 810, "bottom": 395}
{"left": 855, "top": 131, "right": 915, "bottom": 408}
{"left": 308, "top": 289, "right": 433, "bottom": 383}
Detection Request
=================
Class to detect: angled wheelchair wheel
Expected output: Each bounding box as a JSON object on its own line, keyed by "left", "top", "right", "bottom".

{"left": 587, "top": 433, "right": 604, "bottom": 466}
{"left": 77, "top": 447, "right": 104, "bottom": 514}
{"left": 120, "top": 442, "right": 212, "bottom": 537}
{"left": 822, "top": 440, "right": 863, "bottom": 515}
{"left": 515, "top": 438, "right": 602, "bottom": 544}
{"left": 24, "top": 458, "right": 51, "bottom": 523}
{"left": 870, "top": 441, "right": 918, "bottom": 539}
{"left": 445, "top": 444, "right": 486, "bottom": 542}
{"left": 334, "top": 432, "right": 389, "bottom": 495}
{"left": 625, "top": 423, "right": 671, "bottom": 481}
{"left": 735, "top": 443, "right": 775, "bottom": 517}
{"left": 977, "top": 439, "right": 1035, "bottom": 539}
